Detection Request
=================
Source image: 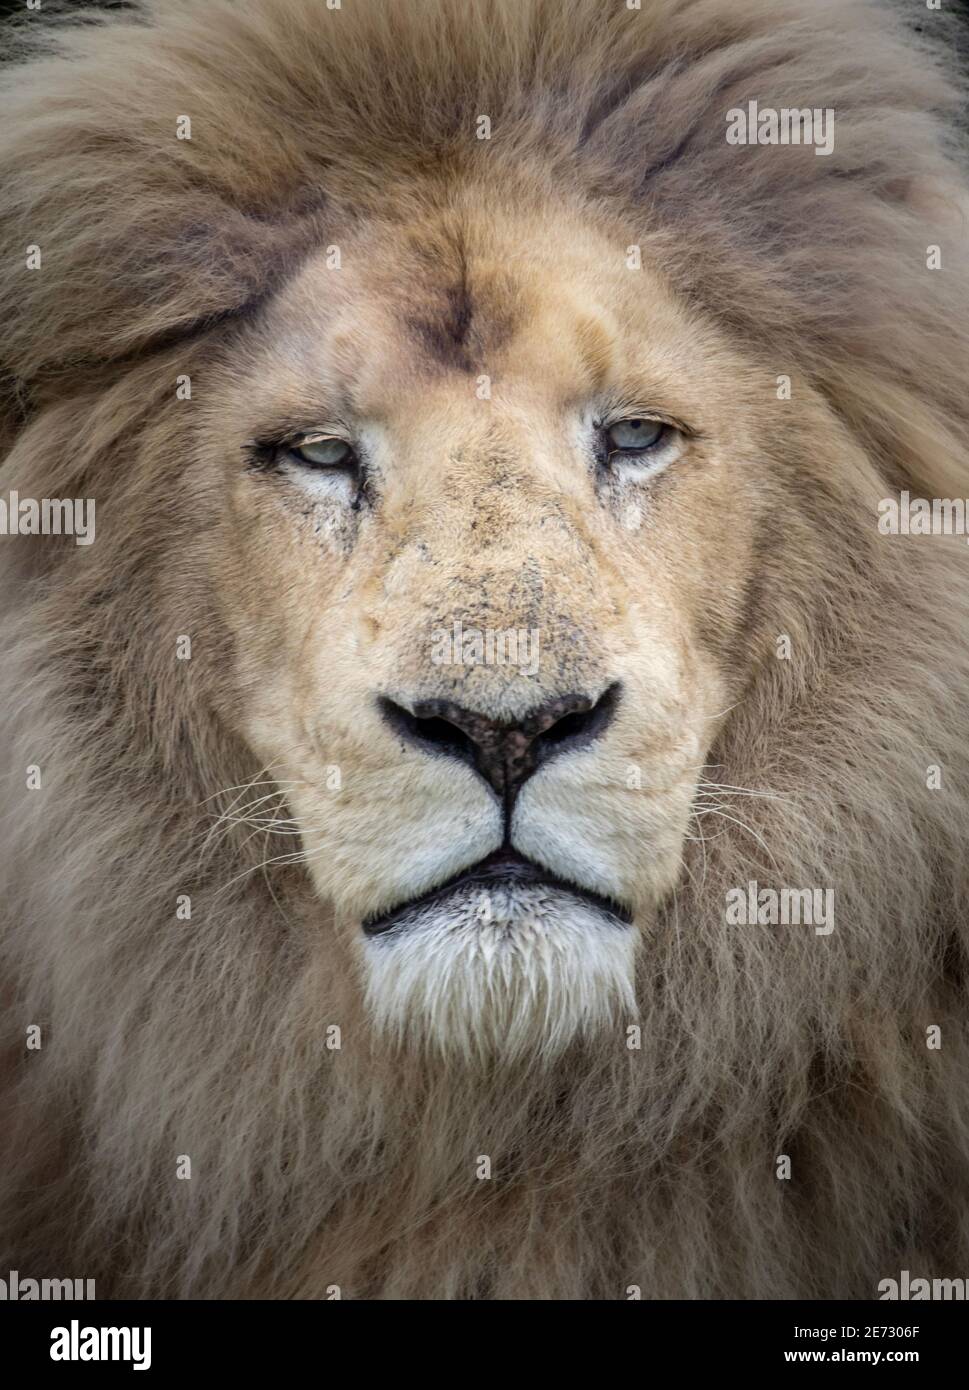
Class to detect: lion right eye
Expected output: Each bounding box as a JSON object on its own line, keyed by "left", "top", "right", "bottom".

{"left": 286, "top": 436, "right": 358, "bottom": 470}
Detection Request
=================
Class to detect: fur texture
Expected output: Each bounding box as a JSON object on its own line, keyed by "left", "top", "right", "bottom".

{"left": 1, "top": 0, "right": 969, "bottom": 1299}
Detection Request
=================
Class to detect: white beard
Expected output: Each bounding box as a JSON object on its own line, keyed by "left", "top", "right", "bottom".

{"left": 361, "top": 882, "right": 638, "bottom": 1062}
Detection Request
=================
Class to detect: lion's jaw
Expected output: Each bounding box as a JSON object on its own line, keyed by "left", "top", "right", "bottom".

{"left": 209, "top": 202, "right": 763, "bottom": 1058}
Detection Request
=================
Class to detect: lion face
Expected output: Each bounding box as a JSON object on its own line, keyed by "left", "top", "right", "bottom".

{"left": 206, "top": 198, "right": 775, "bottom": 1057}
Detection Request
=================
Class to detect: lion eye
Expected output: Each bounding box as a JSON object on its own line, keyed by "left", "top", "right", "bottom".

{"left": 605, "top": 418, "right": 666, "bottom": 452}
{"left": 288, "top": 436, "right": 356, "bottom": 469}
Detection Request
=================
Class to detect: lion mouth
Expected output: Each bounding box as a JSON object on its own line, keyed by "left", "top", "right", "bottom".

{"left": 362, "top": 848, "right": 633, "bottom": 936}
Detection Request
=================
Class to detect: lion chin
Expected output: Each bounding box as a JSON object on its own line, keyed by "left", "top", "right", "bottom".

{"left": 361, "top": 862, "right": 638, "bottom": 1061}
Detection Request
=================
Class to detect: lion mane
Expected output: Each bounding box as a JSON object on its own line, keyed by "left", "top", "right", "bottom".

{"left": 1, "top": 0, "right": 968, "bottom": 1299}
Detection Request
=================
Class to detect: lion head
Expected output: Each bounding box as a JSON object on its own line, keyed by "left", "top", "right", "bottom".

{"left": 212, "top": 207, "right": 756, "bottom": 1058}
{"left": 2, "top": 0, "right": 968, "bottom": 1299}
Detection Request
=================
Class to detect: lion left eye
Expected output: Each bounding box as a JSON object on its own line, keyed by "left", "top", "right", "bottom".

{"left": 288, "top": 436, "right": 357, "bottom": 469}
{"left": 605, "top": 418, "right": 667, "bottom": 452}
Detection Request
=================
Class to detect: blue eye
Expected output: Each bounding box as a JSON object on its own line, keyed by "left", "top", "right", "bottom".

{"left": 289, "top": 436, "right": 357, "bottom": 469}
{"left": 605, "top": 418, "right": 666, "bottom": 451}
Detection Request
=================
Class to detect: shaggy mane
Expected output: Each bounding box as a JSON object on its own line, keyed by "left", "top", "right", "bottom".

{"left": 1, "top": 0, "right": 968, "bottom": 1298}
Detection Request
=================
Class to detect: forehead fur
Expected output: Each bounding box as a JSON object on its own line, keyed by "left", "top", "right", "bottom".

{"left": 0, "top": 0, "right": 967, "bottom": 488}
{"left": 234, "top": 207, "right": 712, "bottom": 431}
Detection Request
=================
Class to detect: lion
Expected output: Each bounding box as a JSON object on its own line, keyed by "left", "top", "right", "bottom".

{"left": 0, "top": 0, "right": 967, "bottom": 1301}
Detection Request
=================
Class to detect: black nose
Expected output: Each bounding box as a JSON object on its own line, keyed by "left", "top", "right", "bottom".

{"left": 378, "top": 683, "right": 621, "bottom": 804}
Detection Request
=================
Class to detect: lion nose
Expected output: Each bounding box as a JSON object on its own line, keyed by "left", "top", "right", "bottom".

{"left": 378, "top": 684, "right": 621, "bottom": 804}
